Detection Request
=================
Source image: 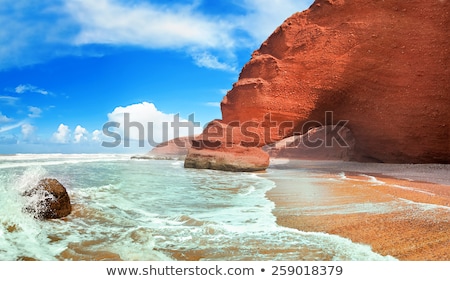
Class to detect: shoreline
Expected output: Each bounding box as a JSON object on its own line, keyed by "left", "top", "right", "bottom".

{"left": 263, "top": 159, "right": 450, "bottom": 261}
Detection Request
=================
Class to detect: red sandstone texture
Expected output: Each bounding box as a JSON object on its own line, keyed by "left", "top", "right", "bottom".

{"left": 264, "top": 125, "right": 356, "bottom": 160}
{"left": 135, "top": 136, "right": 194, "bottom": 159}
{"left": 185, "top": 0, "right": 450, "bottom": 171}
{"left": 184, "top": 121, "right": 269, "bottom": 171}
{"left": 150, "top": 136, "right": 192, "bottom": 156}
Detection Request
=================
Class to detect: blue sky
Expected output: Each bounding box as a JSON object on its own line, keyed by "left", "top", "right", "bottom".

{"left": 0, "top": 0, "right": 313, "bottom": 154}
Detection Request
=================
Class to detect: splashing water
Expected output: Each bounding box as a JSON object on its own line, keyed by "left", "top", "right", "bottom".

{"left": 0, "top": 154, "right": 396, "bottom": 261}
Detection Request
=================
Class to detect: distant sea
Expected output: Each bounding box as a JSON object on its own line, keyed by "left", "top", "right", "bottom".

{"left": 0, "top": 154, "right": 395, "bottom": 261}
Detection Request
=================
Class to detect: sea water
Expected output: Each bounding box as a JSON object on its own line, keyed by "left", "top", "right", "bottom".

{"left": 0, "top": 154, "right": 395, "bottom": 261}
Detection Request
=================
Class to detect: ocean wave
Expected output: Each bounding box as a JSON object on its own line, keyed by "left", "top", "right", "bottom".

{"left": 0, "top": 154, "right": 131, "bottom": 170}
{"left": 0, "top": 157, "right": 401, "bottom": 261}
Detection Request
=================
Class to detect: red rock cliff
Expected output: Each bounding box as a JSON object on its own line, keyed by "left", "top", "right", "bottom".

{"left": 185, "top": 0, "right": 450, "bottom": 170}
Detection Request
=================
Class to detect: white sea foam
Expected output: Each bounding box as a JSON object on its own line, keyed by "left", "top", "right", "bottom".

{"left": 0, "top": 154, "right": 130, "bottom": 169}
{"left": 0, "top": 166, "right": 63, "bottom": 260}
{"left": 0, "top": 154, "right": 398, "bottom": 261}
{"left": 336, "top": 172, "right": 386, "bottom": 185}
{"left": 389, "top": 184, "right": 436, "bottom": 196}
{"left": 365, "top": 175, "right": 385, "bottom": 185}
{"left": 397, "top": 198, "right": 450, "bottom": 212}
{"left": 337, "top": 172, "right": 347, "bottom": 180}
{"left": 298, "top": 230, "right": 397, "bottom": 261}
{"left": 290, "top": 202, "right": 402, "bottom": 216}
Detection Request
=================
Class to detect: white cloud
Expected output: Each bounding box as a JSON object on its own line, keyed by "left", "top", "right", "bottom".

{"left": 65, "top": 0, "right": 311, "bottom": 50}
{"left": 65, "top": 0, "right": 234, "bottom": 50}
{"left": 0, "top": 0, "right": 313, "bottom": 70}
{"left": 52, "top": 124, "right": 71, "bottom": 144}
{"left": 191, "top": 52, "right": 236, "bottom": 72}
{"left": 21, "top": 123, "right": 37, "bottom": 141}
{"left": 0, "top": 96, "right": 20, "bottom": 106}
{"left": 0, "top": 120, "right": 26, "bottom": 133}
{"left": 91, "top": 129, "right": 103, "bottom": 142}
{"left": 42, "top": 102, "right": 202, "bottom": 149}
{"left": 50, "top": 123, "right": 94, "bottom": 145}
{"left": 74, "top": 125, "right": 89, "bottom": 143}
{"left": 63, "top": 0, "right": 312, "bottom": 69}
{"left": 106, "top": 102, "right": 202, "bottom": 146}
{"left": 0, "top": 112, "right": 12, "bottom": 123}
{"left": 28, "top": 106, "right": 43, "bottom": 118}
{"left": 16, "top": 84, "right": 50, "bottom": 95}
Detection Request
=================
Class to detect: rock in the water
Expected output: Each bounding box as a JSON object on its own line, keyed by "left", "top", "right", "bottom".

{"left": 185, "top": 142, "right": 269, "bottom": 172}
{"left": 23, "top": 178, "right": 72, "bottom": 220}
{"left": 184, "top": 120, "right": 270, "bottom": 171}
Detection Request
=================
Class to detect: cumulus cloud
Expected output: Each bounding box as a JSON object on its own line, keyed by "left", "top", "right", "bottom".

{"left": 21, "top": 123, "right": 37, "bottom": 141}
{"left": 74, "top": 125, "right": 89, "bottom": 143}
{"left": 52, "top": 124, "right": 71, "bottom": 144}
{"left": 41, "top": 102, "right": 201, "bottom": 149}
{"left": 105, "top": 102, "right": 202, "bottom": 147}
{"left": 28, "top": 106, "right": 43, "bottom": 118}
{"left": 91, "top": 129, "right": 103, "bottom": 143}
{"left": 50, "top": 123, "right": 96, "bottom": 145}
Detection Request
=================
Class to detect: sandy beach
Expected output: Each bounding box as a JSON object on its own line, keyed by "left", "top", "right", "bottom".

{"left": 265, "top": 159, "right": 450, "bottom": 261}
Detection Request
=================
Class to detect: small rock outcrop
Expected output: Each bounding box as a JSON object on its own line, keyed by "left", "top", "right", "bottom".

{"left": 23, "top": 178, "right": 72, "bottom": 220}
{"left": 184, "top": 120, "right": 269, "bottom": 172}
{"left": 184, "top": 142, "right": 269, "bottom": 172}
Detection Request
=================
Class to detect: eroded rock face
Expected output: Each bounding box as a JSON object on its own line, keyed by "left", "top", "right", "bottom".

{"left": 184, "top": 121, "right": 269, "bottom": 172}
{"left": 264, "top": 125, "right": 356, "bottom": 160}
{"left": 149, "top": 136, "right": 193, "bottom": 156}
{"left": 23, "top": 178, "right": 72, "bottom": 220}
{"left": 184, "top": 146, "right": 269, "bottom": 172}
{"left": 133, "top": 136, "right": 194, "bottom": 160}
{"left": 185, "top": 0, "right": 450, "bottom": 170}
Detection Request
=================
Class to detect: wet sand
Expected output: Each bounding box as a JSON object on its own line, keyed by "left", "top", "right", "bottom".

{"left": 265, "top": 159, "right": 450, "bottom": 261}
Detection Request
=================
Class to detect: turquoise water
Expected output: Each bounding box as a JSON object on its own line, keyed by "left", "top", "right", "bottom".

{"left": 0, "top": 154, "right": 395, "bottom": 261}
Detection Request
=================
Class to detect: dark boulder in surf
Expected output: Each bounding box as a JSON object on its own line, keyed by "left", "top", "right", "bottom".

{"left": 23, "top": 178, "right": 72, "bottom": 220}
